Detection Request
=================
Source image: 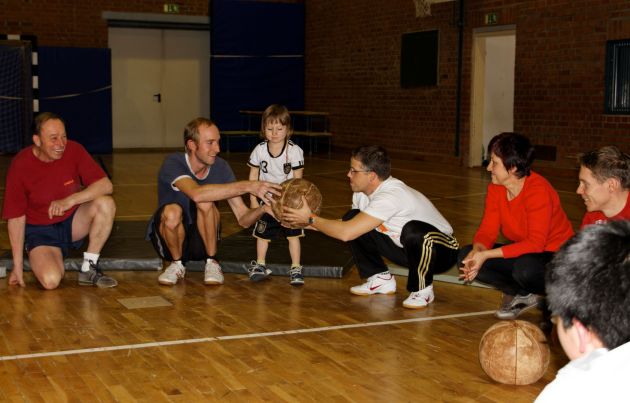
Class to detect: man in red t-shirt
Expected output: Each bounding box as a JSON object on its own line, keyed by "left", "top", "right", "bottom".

{"left": 2, "top": 112, "right": 117, "bottom": 289}
{"left": 578, "top": 146, "right": 630, "bottom": 229}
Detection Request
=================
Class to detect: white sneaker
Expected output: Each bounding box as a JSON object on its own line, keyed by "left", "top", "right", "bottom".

{"left": 204, "top": 259, "right": 224, "bottom": 285}
{"left": 350, "top": 271, "right": 396, "bottom": 295}
{"left": 403, "top": 285, "right": 435, "bottom": 309}
{"left": 158, "top": 261, "right": 185, "bottom": 285}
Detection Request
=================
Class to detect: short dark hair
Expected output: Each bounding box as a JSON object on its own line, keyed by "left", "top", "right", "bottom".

{"left": 184, "top": 117, "right": 216, "bottom": 152}
{"left": 351, "top": 145, "right": 391, "bottom": 180}
{"left": 578, "top": 146, "right": 630, "bottom": 189}
{"left": 488, "top": 132, "right": 535, "bottom": 178}
{"left": 33, "top": 112, "right": 65, "bottom": 135}
{"left": 546, "top": 220, "right": 630, "bottom": 349}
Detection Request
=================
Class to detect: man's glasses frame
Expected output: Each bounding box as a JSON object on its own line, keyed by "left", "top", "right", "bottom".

{"left": 348, "top": 168, "right": 372, "bottom": 175}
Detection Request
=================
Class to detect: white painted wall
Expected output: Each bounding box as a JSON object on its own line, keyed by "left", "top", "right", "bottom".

{"left": 482, "top": 35, "right": 515, "bottom": 160}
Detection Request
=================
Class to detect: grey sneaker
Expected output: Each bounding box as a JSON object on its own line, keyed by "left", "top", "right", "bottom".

{"left": 158, "top": 261, "right": 186, "bottom": 285}
{"left": 289, "top": 266, "right": 304, "bottom": 286}
{"left": 204, "top": 259, "right": 224, "bottom": 285}
{"left": 248, "top": 261, "right": 270, "bottom": 282}
{"left": 495, "top": 293, "right": 541, "bottom": 319}
{"left": 510, "top": 293, "right": 541, "bottom": 315}
{"left": 495, "top": 294, "right": 517, "bottom": 319}
{"left": 79, "top": 260, "right": 118, "bottom": 288}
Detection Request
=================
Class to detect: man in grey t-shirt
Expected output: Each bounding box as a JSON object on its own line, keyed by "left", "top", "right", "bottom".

{"left": 147, "top": 117, "right": 280, "bottom": 286}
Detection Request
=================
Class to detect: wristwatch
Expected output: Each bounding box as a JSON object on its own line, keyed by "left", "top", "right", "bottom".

{"left": 308, "top": 214, "right": 316, "bottom": 225}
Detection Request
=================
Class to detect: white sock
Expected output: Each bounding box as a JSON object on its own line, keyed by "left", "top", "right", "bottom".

{"left": 81, "top": 252, "right": 100, "bottom": 272}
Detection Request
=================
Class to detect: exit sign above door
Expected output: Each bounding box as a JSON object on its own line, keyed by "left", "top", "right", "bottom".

{"left": 164, "top": 3, "right": 180, "bottom": 13}
{"left": 485, "top": 12, "right": 498, "bottom": 25}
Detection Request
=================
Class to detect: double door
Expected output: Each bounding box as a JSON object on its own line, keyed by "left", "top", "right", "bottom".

{"left": 109, "top": 27, "right": 209, "bottom": 148}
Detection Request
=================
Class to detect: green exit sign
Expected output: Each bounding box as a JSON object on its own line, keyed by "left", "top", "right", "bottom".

{"left": 485, "top": 12, "right": 498, "bottom": 25}
{"left": 164, "top": 3, "right": 179, "bottom": 13}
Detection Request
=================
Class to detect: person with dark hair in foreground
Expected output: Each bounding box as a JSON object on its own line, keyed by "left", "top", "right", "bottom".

{"left": 2, "top": 112, "right": 117, "bottom": 289}
{"left": 535, "top": 220, "right": 630, "bottom": 402}
{"left": 458, "top": 132, "right": 574, "bottom": 320}
{"left": 577, "top": 145, "right": 630, "bottom": 228}
{"left": 282, "top": 145, "right": 459, "bottom": 309}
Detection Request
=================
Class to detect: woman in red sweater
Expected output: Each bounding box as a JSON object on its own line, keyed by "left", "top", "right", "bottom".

{"left": 458, "top": 133, "right": 574, "bottom": 320}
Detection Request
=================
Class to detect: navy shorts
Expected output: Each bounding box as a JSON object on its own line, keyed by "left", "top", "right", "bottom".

{"left": 253, "top": 213, "right": 304, "bottom": 241}
{"left": 25, "top": 211, "right": 84, "bottom": 257}
{"left": 149, "top": 202, "right": 221, "bottom": 263}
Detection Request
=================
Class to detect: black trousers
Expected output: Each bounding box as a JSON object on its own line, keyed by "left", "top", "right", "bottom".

{"left": 456, "top": 244, "right": 553, "bottom": 296}
{"left": 343, "top": 209, "right": 459, "bottom": 292}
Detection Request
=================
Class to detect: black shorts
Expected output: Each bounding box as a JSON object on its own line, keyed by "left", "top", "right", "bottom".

{"left": 149, "top": 202, "right": 221, "bottom": 263}
{"left": 24, "top": 210, "right": 84, "bottom": 257}
{"left": 252, "top": 213, "right": 304, "bottom": 241}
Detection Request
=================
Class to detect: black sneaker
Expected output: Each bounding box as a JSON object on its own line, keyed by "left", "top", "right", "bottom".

{"left": 78, "top": 260, "right": 118, "bottom": 288}
{"left": 248, "top": 261, "right": 269, "bottom": 282}
{"left": 289, "top": 266, "right": 304, "bottom": 286}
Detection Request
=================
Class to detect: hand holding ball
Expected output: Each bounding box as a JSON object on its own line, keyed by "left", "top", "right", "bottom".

{"left": 272, "top": 178, "right": 322, "bottom": 228}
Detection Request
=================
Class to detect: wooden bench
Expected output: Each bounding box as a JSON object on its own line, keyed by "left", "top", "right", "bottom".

{"left": 224, "top": 109, "right": 333, "bottom": 157}
{"left": 293, "top": 130, "right": 332, "bottom": 157}
{"left": 221, "top": 129, "right": 332, "bottom": 157}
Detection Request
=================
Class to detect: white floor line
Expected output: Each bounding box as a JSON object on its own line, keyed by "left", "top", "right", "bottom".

{"left": 0, "top": 310, "right": 494, "bottom": 362}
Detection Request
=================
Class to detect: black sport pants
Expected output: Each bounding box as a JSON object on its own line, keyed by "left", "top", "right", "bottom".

{"left": 343, "top": 209, "right": 459, "bottom": 292}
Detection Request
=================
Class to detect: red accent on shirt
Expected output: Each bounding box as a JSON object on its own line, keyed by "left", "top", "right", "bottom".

{"left": 473, "top": 172, "right": 575, "bottom": 258}
{"left": 2, "top": 141, "right": 107, "bottom": 225}
{"left": 581, "top": 192, "right": 630, "bottom": 228}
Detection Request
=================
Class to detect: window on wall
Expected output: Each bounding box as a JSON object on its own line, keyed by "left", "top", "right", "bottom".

{"left": 605, "top": 39, "right": 630, "bottom": 114}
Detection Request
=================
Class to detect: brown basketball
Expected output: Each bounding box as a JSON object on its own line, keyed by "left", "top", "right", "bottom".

{"left": 271, "top": 178, "right": 322, "bottom": 228}
{"left": 479, "top": 320, "right": 550, "bottom": 385}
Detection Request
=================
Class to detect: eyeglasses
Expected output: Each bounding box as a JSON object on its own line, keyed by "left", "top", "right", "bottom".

{"left": 348, "top": 167, "right": 372, "bottom": 175}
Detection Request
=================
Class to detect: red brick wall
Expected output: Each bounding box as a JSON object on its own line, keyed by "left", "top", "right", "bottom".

{"left": 306, "top": 0, "right": 462, "bottom": 162}
{"left": 306, "top": 0, "right": 630, "bottom": 167}
{"left": 4, "top": 0, "right": 629, "bottom": 166}
{"left": 1, "top": 1, "right": 208, "bottom": 48}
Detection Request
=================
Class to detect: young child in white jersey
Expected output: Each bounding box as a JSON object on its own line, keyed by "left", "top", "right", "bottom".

{"left": 247, "top": 104, "right": 305, "bottom": 285}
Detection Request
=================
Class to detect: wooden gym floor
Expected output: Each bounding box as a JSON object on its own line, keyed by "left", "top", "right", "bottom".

{"left": 0, "top": 149, "right": 585, "bottom": 402}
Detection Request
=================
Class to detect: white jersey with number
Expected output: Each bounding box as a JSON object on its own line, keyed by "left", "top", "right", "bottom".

{"left": 248, "top": 140, "right": 304, "bottom": 184}
{"left": 352, "top": 176, "right": 453, "bottom": 247}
